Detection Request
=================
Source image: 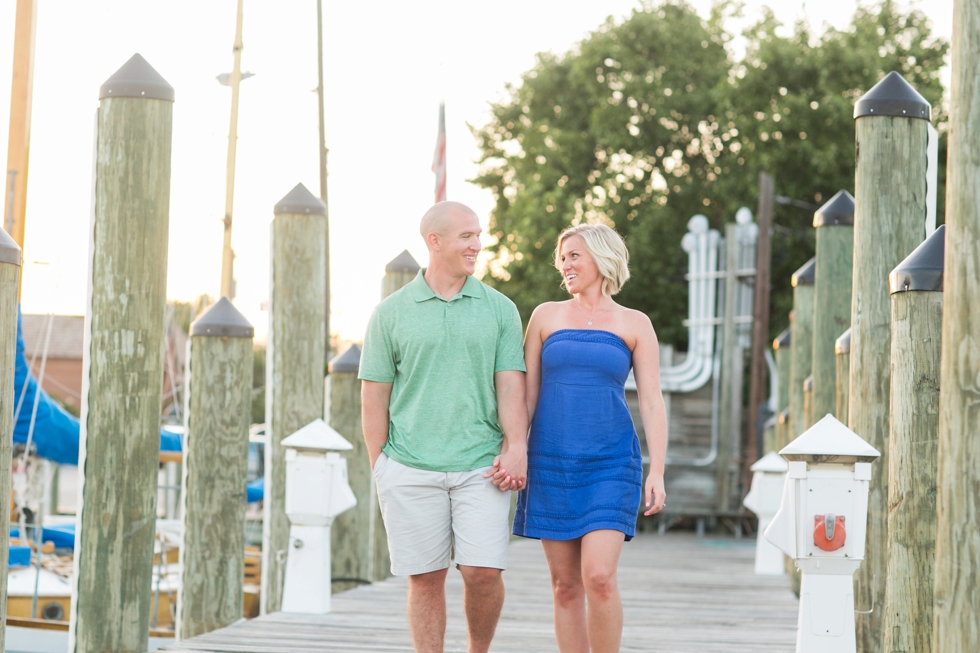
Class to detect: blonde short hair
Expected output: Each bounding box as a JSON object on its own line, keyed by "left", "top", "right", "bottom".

{"left": 554, "top": 223, "right": 631, "bottom": 296}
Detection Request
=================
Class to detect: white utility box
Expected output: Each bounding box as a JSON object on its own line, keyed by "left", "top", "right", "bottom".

{"left": 764, "top": 414, "right": 880, "bottom": 653}
{"left": 280, "top": 418, "right": 357, "bottom": 614}
{"left": 742, "top": 451, "right": 788, "bottom": 575}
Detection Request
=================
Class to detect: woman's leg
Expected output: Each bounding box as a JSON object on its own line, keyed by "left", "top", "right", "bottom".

{"left": 541, "top": 539, "right": 589, "bottom": 653}
{"left": 580, "top": 530, "right": 625, "bottom": 653}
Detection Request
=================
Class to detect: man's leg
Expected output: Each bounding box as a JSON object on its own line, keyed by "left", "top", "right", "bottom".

{"left": 580, "top": 529, "right": 625, "bottom": 653}
{"left": 408, "top": 568, "right": 449, "bottom": 653}
{"left": 448, "top": 466, "right": 512, "bottom": 653}
{"left": 458, "top": 565, "right": 504, "bottom": 653}
{"left": 541, "top": 538, "right": 589, "bottom": 653}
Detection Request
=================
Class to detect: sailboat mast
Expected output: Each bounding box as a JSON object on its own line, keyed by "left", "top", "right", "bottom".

{"left": 3, "top": 0, "right": 37, "bottom": 257}
{"left": 316, "top": 0, "right": 331, "bottom": 358}
{"left": 220, "top": 0, "right": 245, "bottom": 299}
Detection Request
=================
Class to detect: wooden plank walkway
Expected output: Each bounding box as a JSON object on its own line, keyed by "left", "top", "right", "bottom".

{"left": 160, "top": 533, "right": 799, "bottom": 652}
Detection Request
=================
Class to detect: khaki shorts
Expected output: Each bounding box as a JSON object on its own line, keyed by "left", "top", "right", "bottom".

{"left": 373, "top": 451, "right": 511, "bottom": 576}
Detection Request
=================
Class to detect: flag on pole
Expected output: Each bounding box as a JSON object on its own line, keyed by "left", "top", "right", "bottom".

{"left": 432, "top": 102, "right": 447, "bottom": 203}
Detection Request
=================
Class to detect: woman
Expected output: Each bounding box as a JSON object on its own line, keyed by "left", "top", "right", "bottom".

{"left": 513, "top": 223, "right": 668, "bottom": 653}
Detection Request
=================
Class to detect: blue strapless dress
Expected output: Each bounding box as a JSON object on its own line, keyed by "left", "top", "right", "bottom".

{"left": 513, "top": 329, "right": 643, "bottom": 541}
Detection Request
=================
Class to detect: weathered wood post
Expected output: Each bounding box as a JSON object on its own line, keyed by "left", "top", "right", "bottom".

{"left": 776, "top": 409, "right": 790, "bottom": 451}
{"left": 177, "top": 297, "right": 254, "bottom": 639}
{"left": 68, "top": 54, "right": 173, "bottom": 653}
{"left": 934, "top": 7, "right": 980, "bottom": 647}
{"left": 772, "top": 327, "right": 791, "bottom": 451}
{"left": 882, "top": 225, "right": 943, "bottom": 653}
{"left": 789, "top": 258, "right": 815, "bottom": 440}
{"left": 835, "top": 328, "right": 851, "bottom": 425}
{"left": 329, "top": 344, "right": 369, "bottom": 591}
{"left": 383, "top": 250, "right": 420, "bottom": 297}
{"left": 262, "top": 183, "right": 327, "bottom": 614}
{"left": 850, "top": 72, "right": 931, "bottom": 652}
{"left": 802, "top": 375, "right": 814, "bottom": 430}
{"left": 811, "top": 191, "right": 854, "bottom": 421}
{"left": 0, "top": 229, "right": 22, "bottom": 651}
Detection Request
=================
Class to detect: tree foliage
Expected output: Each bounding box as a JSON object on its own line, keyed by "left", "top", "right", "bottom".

{"left": 472, "top": 0, "right": 947, "bottom": 346}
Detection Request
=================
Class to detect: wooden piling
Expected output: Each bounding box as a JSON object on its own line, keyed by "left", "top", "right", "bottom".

{"left": 835, "top": 329, "right": 851, "bottom": 426}
{"left": 850, "top": 72, "right": 931, "bottom": 652}
{"left": 776, "top": 409, "right": 790, "bottom": 452}
{"left": 177, "top": 298, "right": 254, "bottom": 639}
{"left": 802, "top": 375, "right": 814, "bottom": 430}
{"left": 789, "top": 258, "right": 815, "bottom": 440}
{"left": 67, "top": 55, "right": 173, "bottom": 653}
{"left": 330, "top": 253, "right": 422, "bottom": 590}
{"left": 934, "top": 5, "right": 980, "bottom": 647}
{"left": 772, "top": 328, "right": 791, "bottom": 451}
{"left": 262, "top": 183, "right": 327, "bottom": 614}
{"left": 882, "top": 226, "right": 943, "bottom": 653}
{"left": 716, "top": 224, "right": 741, "bottom": 513}
{"left": 329, "top": 344, "right": 372, "bottom": 590}
{"left": 811, "top": 191, "right": 854, "bottom": 421}
{"left": 0, "top": 229, "right": 22, "bottom": 651}
{"left": 747, "top": 172, "right": 774, "bottom": 468}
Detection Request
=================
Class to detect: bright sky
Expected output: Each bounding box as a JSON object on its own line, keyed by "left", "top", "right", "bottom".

{"left": 0, "top": 0, "right": 953, "bottom": 344}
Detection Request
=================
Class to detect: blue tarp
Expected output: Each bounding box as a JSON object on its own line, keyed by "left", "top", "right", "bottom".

{"left": 8, "top": 544, "right": 31, "bottom": 566}
{"left": 247, "top": 477, "right": 264, "bottom": 503}
{"left": 11, "top": 523, "right": 76, "bottom": 549}
{"left": 13, "top": 310, "right": 182, "bottom": 465}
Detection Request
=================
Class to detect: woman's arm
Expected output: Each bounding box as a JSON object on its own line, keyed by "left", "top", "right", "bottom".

{"left": 631, "top": 313, "right": 668, "bottom": 515}
{"left": 524, "top": 305, "right": 546, "bottom": 424}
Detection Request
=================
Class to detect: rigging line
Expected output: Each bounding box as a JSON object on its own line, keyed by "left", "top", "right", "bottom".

{"left": 25, "top": 365, "right": 81, "bottom": 400}
{"left": 14, "top": 312, "right": 53, "bottom": 425}
{"left": 22, "top": 311, "right": 55, "bottom": 472}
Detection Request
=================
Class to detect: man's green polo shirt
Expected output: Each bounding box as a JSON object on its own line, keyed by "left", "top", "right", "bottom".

{"left": 359, "top": 270, "right": 526, "bottom": 472}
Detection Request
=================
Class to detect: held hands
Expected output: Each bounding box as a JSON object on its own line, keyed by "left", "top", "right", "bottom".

{"left": 483, "top": 442, "right": 527, "bottom": 492}
{"left": 643, "top": 472, "right": 666, "bottom": 516}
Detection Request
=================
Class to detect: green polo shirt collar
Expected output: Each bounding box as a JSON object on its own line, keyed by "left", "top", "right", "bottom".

{"left": 409, "top": 269, "right": 485, "bottom": 302}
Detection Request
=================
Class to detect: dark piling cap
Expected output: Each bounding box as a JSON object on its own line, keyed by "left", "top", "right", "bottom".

{"left": 773, "top": 327, "right": 791, "bottom": 350}
{"left": 777, "top": 409, "right": 790, "bottom": 425}
{"left": 99, "top": 54, "right": 174, "bottom": 102}
{"left": 791, "top": 257, "right": 816, "bottom": 287}
{"left": 329, "top": 344, "right": 361, "bottom": 373}
{"left": 854, "top": 71, "right": 931, "bottom": 120}
{"left": 274, "top": 183, "right": 327, "bottom": 216}
{"left": 763, "top": 415, "right": 778, "bottom": 430}
{"left": 804, "top": 375, "right": 814, "bottom": 392}
{"left": 835, "top": 328, "right": 851, "bottom": 355}
{"left": 889, "top": 225, "right": 945, "bottom": 294}
{"left": 386, "top": 250, "right": 421, "bottom": 274}
{"left": 190, "top": 297, "right": 254, "bottom": 337}
{"left": 0, "top": 228, "right": 22, "bottom": 266}
{"left": 813, "top": 190, "right": 855, "bottom": 227}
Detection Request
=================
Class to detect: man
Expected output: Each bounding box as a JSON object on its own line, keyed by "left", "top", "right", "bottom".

{"left": 360, "top": 201, "right": 528, "bottom": 653}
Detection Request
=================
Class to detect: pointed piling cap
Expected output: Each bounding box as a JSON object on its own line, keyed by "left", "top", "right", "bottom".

{"left": 780, "top": 414, "right": 880, "bottom": 463}
{"left": 329, "top": 344, "right": 361, "bottom": 374}
{"left": 0, "top": 228, "right": 22, "bottom": 266}
{"left": 889, "top": 224, "right": 945, "bottom": 294}
{"left": 813, "top": 190, "right": 855, "bottom": 227}
{"left": 854, "top": 71, "right": 930, "bottom": 120}
{"left": 773, "top": 327, "right": 791, "bottom": 350}
{"left": 777, "top": 408, "right": 790, "bottom": 425}
{"left": 281, "top": 418, "right": 353, "bottom": 452}
{"left": 99, "top": 54, "right": 174, "bottom": 101}
{"left": 751, "top": 451, "right": 788, "bottom": 474}
{"left": 274, "top": 183, "right": 327, "bottom": 216}
{"left": 791, "top": 257, "right": 816, "bottom": 287}
{"left": 190, "top": 297, "right": 254, "bottom": 337}
{"left": 386, "top": 250, "right": 421, "bottom": 273}
{"left": 835, "top": 328, "right": 851, "bottom": 355}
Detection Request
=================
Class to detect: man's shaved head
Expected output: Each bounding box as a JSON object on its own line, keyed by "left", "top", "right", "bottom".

{"left": 420, "top": 201, "right": 479, "bottom": 241}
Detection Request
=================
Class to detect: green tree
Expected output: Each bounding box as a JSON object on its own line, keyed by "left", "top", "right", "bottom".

{"left": 473, "top": 0, "right": 947, "bottom": 345}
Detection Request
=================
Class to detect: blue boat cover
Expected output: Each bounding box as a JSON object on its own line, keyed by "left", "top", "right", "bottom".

{"left": 247, "top": 477, "right": 264, "bottom": 503}
{"left": 11, "top": 523, "right": 76, "bottom": 550}
{"left": 8, "top": 544, "right": 31, "bottom": 567}
{"left": 13, "top": 310, "right": 182, "bottom": 465}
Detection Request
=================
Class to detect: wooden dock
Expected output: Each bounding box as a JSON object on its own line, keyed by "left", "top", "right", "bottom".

{"left": 160, "top": 533, "right": 799, "bottom": 652}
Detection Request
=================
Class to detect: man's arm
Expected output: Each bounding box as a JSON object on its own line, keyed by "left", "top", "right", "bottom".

{"left": 490, "top": 370, "right": 528, "bottom": 491}
{"left": 361, "top": 380, "right": 393, "bottom": 469}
